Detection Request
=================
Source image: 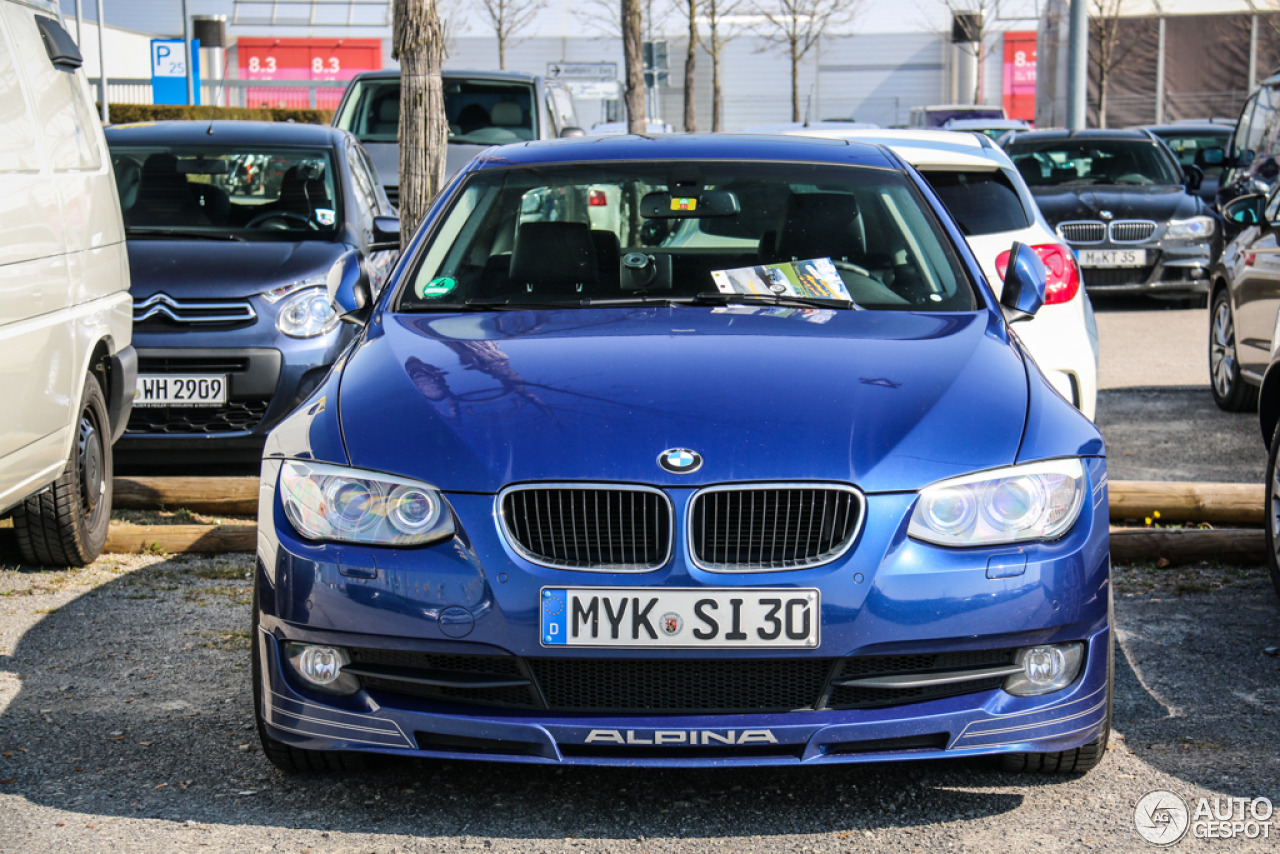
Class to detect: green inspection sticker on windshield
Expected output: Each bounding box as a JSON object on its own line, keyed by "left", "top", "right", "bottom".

{"left": 417, "top": 277, "right": 456, "bottom": 299}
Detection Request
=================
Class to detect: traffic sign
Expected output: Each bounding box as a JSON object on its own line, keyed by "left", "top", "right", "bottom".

{"left": 566, "top": 80, "right": 621, "bottom": 100}
{"left": 546, "top": 62, "right": 617, "bottom": 81}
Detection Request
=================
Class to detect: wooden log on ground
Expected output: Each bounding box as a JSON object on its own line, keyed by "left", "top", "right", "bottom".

{"left": 1108, "top": 481, "right": 1265, "bottom": 525}
{"left": 1109, "top": 526, "right": 1266, "bottom": 566}
{"left": 112, "top": 476, "right": 259, "bottom": 517}
{"left": 104, "top": 523, "right": 257, "bottom": 554}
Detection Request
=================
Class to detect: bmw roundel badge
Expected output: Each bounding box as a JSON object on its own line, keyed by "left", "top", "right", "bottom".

{"left": 659, "top": 448, "right": 703, "bottom": 474}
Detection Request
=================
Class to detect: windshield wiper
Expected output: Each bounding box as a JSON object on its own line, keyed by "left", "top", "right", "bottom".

{"left": 126, "top": 228, "right": 245, "bottom": 241}
{"left": 692, "top": 292, "right": 859, "bottom": 311}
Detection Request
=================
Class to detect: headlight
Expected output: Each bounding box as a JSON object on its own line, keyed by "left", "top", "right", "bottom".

{"left": 276, "top": 288, "right": 338, "bottom": 338}
{"left": 1003, "top": 642, "right": 1084, "bottom": 696}
{"left": 279, "top": 460, "right": 454, "bottom": 545}
{"left": 908, "top": 458, "right": 1086, "bottom": 547}
{"left": 261, "top": 275, "right": 327, "bottom": 303}
{"left": 1164, "top": 216, "right": 1216, "bottom": 239}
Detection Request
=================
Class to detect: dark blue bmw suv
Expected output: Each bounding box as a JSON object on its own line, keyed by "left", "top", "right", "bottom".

{"left": 105, "top": 121, "right": 399, "bottom": 468}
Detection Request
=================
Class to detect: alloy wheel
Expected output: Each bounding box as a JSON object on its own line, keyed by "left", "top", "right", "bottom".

{"left": 1210, "top": 298, "right": 1237, "bottom": 399}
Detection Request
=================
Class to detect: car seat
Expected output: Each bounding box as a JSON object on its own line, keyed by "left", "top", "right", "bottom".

{"left": 275, "top": 165, "right": 331, "bottom": 221}
{"left": 773, "top": 193, "right": 866, "bottom": 265}
{"left": 132, "top": 153, "right": 209, "bottom": 227}
{"left": 369, "top": 94, "right": 399, "bottom": 138}
{"left": 509, "top": 221, "right": 599, "bottom": 295}
{"left": 457, "top": 104, "right": 491, "bottom": 135}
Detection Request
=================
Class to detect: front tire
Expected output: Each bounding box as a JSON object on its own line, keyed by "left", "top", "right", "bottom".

{"left": 1264, "top": 421, "right": 1280, "bottom": 601}
{"left": 13, "top": 374, "right": 112, "bottom": 566}
{"left": 1210, "top": 290, "right": 1257, "bottom": 412}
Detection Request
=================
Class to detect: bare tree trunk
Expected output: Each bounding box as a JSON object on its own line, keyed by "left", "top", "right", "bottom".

{"left": 498, "top": 32, "right": 506, "bottom": 69}
{"left": 1099, "top": 76, "right": 1108, "bottom": 128}
{"left": 684, "top": 0, "right": 697, "bottom": 132}
{"left": 622, "top": 0, "right": 646, "bottom": 133}
{"left": 394, "top": 0, "right": 449, "bottom": 243}
{"left": 712, "top": 52, "right": 723, "bottom": 132}
{"left": 790, "top": 41, "right": 800, "bottom": 123}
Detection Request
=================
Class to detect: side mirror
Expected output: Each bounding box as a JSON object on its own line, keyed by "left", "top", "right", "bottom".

{"left": 370, "top": 215, "right": 400, "bottom": 251}
{"left": 326, "top": 251, "right": 373, "bottom": 327}
{"left": 1000, "top": 242, "right": 1046, "bottom": 324}
{"left": 1183, "top": 164, "right": 1204, "bottom": 193}
{"left": 559, "top": 127, "right": 586, "bottom": 138}
{"left": 1222, "top": 193, "right": 1265, "bottom": 237}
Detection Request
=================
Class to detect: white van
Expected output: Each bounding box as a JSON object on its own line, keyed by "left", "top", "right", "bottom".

{"left": 0, "top": 0, "right": 133, "bottom": 565}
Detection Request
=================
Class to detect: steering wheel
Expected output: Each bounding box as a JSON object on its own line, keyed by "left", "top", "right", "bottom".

{"left": 246, "top": 210, "right": 319, "bottom": 231}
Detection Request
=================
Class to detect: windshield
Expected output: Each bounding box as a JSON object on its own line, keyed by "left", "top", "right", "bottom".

{"left": 398, "top": 162, "right": 977, "bottom": 312}
{"left": 920, "top": 169, "right": 1030, "bottom": 236}
{"left": 111, "top": 146, "right": 339, "bottom": 240}
{"left": 1149, "top": 131, "right": 1229, "bottom": 178}
{"left": 336, "top": 78, "right": 538, "bottom": 145}
{"left": 1006, "top": 139, "right": 1182, "bottom": 187}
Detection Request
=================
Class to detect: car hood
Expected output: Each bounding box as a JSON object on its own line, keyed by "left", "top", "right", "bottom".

{"left": 337, "top": 307, "right": 1030, "bottom": 494}
{"left": 361, "top": 140, "right": 492, "bottom": 186}
{"left": 126, "top": 239, "right": 350, "bottom": 300}
{"left": 1029, "top": 185, "right": 1204, "bottom": 225}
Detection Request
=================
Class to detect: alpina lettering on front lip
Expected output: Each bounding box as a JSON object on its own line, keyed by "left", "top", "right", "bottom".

{"left": 584, "top": 729, "right": 778, "bottom": 745}
{"left": 658, "top": 448, "right": 702, "bottom": 473}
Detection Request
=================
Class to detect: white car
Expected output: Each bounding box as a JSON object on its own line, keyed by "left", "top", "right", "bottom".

{"left": 0, "top": 0, "right": 134, "bottom": 565}
{"left": 773, "top": 127, "right": 1099, "bottom": 419}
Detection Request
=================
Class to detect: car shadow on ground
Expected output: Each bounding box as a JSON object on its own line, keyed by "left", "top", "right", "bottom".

{"left": 2, "top": 552, "right": 1273, "bottom": 841}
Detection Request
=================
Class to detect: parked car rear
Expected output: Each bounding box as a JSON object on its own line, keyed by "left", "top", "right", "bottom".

{"left": 332, "top": 70, "right": 585, "bottom": 206}
{"left": 0, "top": 0, "right": 134, "bottom": 566}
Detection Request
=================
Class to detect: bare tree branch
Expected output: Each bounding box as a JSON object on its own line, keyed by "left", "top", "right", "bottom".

{"left": 473, "top": 0, "right": 547, "bottom": 69}
{"left": 1090, "top": 0, "right": 1149, "bottom": 128}
{"left": 750, "top": 0, "right": 863, "bottom": 122}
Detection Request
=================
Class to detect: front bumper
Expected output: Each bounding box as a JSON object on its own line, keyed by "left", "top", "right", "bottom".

{"left": 117, "top": 326, "right": 349, "bottom": 464}
{"left": 254, "top": 459, "right": 1112, "bottom": 767}
{"left": 1076, "top": 241, "right": 1213, "bottom": 297}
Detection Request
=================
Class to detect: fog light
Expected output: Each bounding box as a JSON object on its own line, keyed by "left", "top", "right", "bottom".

{"left": 1003, "top": 642, "right": 1084, "bottom": 697}
{"left": 284, "top": 643, "right": 360, "bottom": 695}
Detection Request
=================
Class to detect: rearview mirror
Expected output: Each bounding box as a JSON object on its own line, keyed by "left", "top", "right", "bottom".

{"left": 1000, "top": 242, "right": 1046, "bottom": 324}
{"left": 640, "top": 190, "right": 740, "bottom": 219}
{"left": 559, "top": 127, "right": 586, "bottom": 138}
{"left": 371, "top": 215, "right": 400, "bottom": 251}
{"left": 1196, "top": 147, "right": 1225, "bottom": 168}
{"left": 326, "top": 251, "right": 372, "bottom": 326}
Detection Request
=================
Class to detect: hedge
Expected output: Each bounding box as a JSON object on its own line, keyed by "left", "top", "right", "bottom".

{"left": 104, "top": 104, "right": 334, "bottom": 125}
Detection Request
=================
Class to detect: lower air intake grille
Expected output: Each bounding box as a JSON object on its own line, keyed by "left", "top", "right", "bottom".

{"left": 689, "top": 485, "right": 862, "bottom": 571}
{"left": 125, "top": 399, "right": 270, "bottom": 434}
{"left": 1081, "top": 266, "right": 1155, "bottom": 289}
{"left": 500, "top": 486, "right": 672, "bottom": 571}
{"left": 527, "top": 657, "right": 834, "bottom": 713}
{"left": 827, "top": 649, "right": 1016, "bottom": 709}
{"left": 348, "top": 649, "right": 538, "bottom": 709}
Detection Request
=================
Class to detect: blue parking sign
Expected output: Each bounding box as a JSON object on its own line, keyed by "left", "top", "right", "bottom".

{"left": 151, "top": 39, "right": 199, "bottom": 105}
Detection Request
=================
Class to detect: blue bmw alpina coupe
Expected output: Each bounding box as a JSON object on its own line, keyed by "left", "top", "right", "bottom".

{"left": 251, "top": 134, "right": 1111, "bottom": 774}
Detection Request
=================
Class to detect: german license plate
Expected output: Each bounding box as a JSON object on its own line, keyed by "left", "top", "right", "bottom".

{"left": 540, "top": 587, "right": 819, "bottom": 649}
{"left": 134, "top": 374, "right": 227, "bottom": 407}
{"left": 1078, "top": 248, "right": 1147, "bottom": 268}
